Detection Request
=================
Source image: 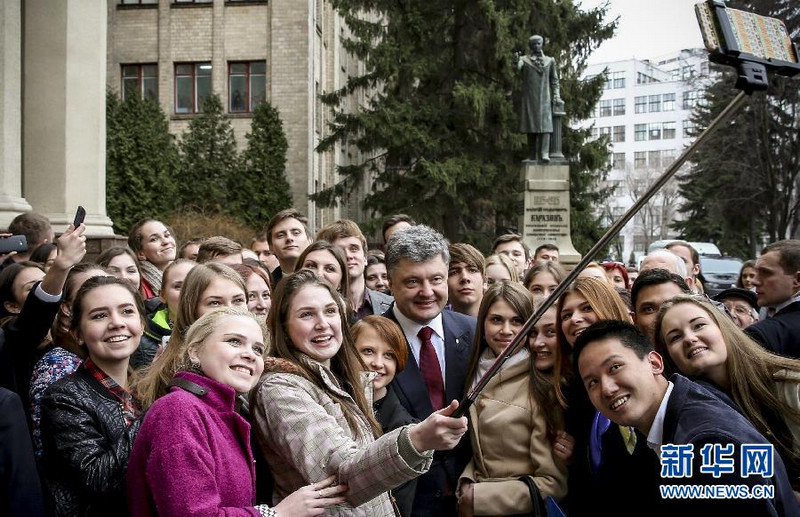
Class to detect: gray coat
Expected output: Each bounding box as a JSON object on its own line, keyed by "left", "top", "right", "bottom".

{"left": 518, "top": 54, "right": 559, "bottom": 134}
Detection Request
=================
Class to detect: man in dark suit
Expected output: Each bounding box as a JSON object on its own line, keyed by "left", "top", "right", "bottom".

{"left": 382, "top": 224, "right": 476, "bottom": 517}
{"left": 575, "top": 320, "right": 799, "bottom": 516}
{"left": 745, "top": 240, "right": 800, "bottom": 357}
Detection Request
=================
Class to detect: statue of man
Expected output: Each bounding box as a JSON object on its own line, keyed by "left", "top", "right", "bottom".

{"left": 515, "top": 35, "right": 561, "bottom": 162}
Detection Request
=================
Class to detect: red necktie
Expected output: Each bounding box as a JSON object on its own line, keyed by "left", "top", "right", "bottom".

{"left": 417, "top": 326, "right": 445, "bottom": 410}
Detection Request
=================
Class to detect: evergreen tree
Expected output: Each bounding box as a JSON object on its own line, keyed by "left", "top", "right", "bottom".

{"left": 316, "top": 0, "right": 615, "bottom": 251}
{"left": 106, "top": 91, "right": 179, "bottom": 235}
{"left": 231, "top": 101, "right": 293, "bottom": 229}
{"left": 177, "top": 93, "right": 240, "bottom": 214}
{"left": 674, "top": 1, "right": 800, "bottom": 257}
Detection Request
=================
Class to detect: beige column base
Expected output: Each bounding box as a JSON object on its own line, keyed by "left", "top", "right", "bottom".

{"left": 519, "top": 162, "right": 581, "bottom": 269}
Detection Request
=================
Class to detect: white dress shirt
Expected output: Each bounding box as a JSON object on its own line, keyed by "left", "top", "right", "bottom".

{"left": 392, "top": 306, "right": 447, "bottom": 385}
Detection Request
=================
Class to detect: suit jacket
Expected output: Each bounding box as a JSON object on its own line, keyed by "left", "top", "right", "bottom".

{"left": 660, "top": 374, "right": 800, "bottom": 516}
{"left": 0, "top": 387, "right": 44, "bottom": 517}
{"left": 382, "top": 305, "right": 476, "bottom": 517}
{"left": 366, "top": 289, "right": 393, "bottom": 316}
{"left": 745, "top": 301, "right": 800, "bottom": 358}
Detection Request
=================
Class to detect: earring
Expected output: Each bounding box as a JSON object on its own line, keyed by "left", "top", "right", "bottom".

{"left": 189, "top": 361, "right": 201, "bottom": 373}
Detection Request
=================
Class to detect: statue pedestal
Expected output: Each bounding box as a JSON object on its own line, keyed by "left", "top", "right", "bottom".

{"left": 519, "top": 162, "right": 581, "bottom": 268}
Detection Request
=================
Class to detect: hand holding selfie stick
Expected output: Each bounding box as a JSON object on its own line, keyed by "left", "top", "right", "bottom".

{"left": 453, "top": 0, "right": 800, "bottom": 419}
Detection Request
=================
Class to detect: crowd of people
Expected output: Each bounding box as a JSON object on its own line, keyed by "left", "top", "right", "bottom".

{"left": 1, "top": 209, "right": 800, "bottom": 516}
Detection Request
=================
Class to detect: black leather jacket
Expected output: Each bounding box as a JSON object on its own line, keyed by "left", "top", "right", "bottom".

{"left": 41, "top": 366, "right": 141, "bottom": 517}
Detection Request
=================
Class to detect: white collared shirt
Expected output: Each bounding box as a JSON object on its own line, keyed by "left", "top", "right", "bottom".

{"left": 772, "top": 294, "right": 800, "bottom": 315}
{"left": 646, "top": 381, "right": 675, "bottom": 455}
{"left": 392, "top": 306, "right": 446, "bottom": 384}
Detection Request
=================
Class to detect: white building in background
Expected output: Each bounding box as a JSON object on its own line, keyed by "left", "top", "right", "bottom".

{"left": 579, "top": 48, "right": 710, "bottom": 265}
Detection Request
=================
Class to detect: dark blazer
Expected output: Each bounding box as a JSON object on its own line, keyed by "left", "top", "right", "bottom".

{"left": 366, "top": 289, "right": 393, "bottom": 316}
{"left": 661, "top": 374, "right": 800, "bottom": 516}
{"left": 0, "top": 387, "right": 45, "bottom": 517}
{"left": 375, "top": 385, "right": 418, "bottom": 517}
{"left": 383, "top": 305, "right": 476, "bottom": 517}
{"left": 745, "top": 301, "right": 800, "bottom": 358}
{"left": 0, "top": 281, "right": 61, "bottom": 425}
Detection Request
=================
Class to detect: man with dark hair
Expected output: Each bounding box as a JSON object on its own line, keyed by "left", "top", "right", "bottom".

{"left": 1, "top": 213, "right": 54, "bottom": 270}
{"left": 631, "top": 269, "right": 691, "bottom": 343}
{"left": 575, "top": 320, "right": 799, "bottom": 515}
{"left": 447, "top": 243, "right": 484, "bottom": 318}
{"left": 265, "top": 209, "right": 312, "bottom": 286}
{"left": 491, "top": 233, "right": 529, "bottom": 278}
{"left": 533, "top": 243, "right": 559, "bottom": 264}
{"left": 383, "top": 225, "right": 475, "bottom": 517}
{"left": 666, "top": 241, "right": 701, "bottom": 291}
{"left": 250, "top": 232, "right": 279, "bottom": 273}
{"left": 196, "top": 236, "right": 243, "bottom": 265}
{"left": 317, "top": 219, "right": 393, "bottom": 320}
{"left": 745, "top": 239, "right": 800, "bottom": 357}
{"left": 382, "top": 214, "right": 416, "bottom": 245}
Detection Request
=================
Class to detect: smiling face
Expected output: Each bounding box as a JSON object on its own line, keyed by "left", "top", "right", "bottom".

{"left": 483, "top": 299, "right": 525, "bottom": 356}
{"left": 107, "top": 253, "right": 141, "bottom": 290}
{"left": 578, "top": 337, "right": 666, "bottom": 434}
{"left": 365, "top": 263, "right": 389, "bottom": 293}
{"left": 302, "top": 250, "right": 344, "bottom": 291}
{"left": 78, "top": 284, "right": 143, "bottom": 370}
{"left": 196, "top": 278, "right": 247, "bottom": 319}
{"left": 389, "top": 256, "right": 448, "bottom": 324}
{"left": 448, "top": 261, "right": 483, "bottom": 311}
{"left": 529, "top": 307, "right": 558, "bottom": 371}
{"left": 270, "top": 218, "right": 311, "bottom": 269}
{"left": 136, "top": 221, "right": 176, "bottom": 269}
{"left": 659, "top": 302, "right": 728, "bottom": 386}
{"left": 354, "top": 325, "right": 397, "bottom": 396}
{"left": 191, "top": 314, "right": 265, "bottom": 393}
{"left": 560, "top": 292, "right": 598, "bottom": 347}
{"left": 286, "top": 285, "right": 343, "bottom": 367}
{"left": 528, "top": 271, "right": 558, "bottom": 300}
{"left": 245, "top": 273, "right": 271, "bottom": 318}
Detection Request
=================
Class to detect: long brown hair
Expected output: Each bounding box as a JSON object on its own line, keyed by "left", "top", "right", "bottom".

{"left": 268, "top": 269, "right": 380, "bottom": 438}
{"left": 654, "top": 295, "right": 800, "bottom": 474}
{"left": 465, "top": 282, "right": 563, "bottom": 443}
{"left": 553, "top": 277, "right": 632, "bottom": 406}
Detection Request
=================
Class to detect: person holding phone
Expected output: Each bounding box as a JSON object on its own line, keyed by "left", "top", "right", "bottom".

{"left": 0, "top": 212, "right": 54, "bottom": 272}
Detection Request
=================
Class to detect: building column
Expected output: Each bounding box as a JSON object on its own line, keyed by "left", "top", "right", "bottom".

{"left": 0, "top": 0, "right": 33, "bottom": 229}
{"left": 23, "top": 0, "right": 114, "bottom": 236}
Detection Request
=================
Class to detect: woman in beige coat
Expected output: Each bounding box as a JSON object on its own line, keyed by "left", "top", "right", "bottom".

{"left": 457, "top": 282, "right": 567, "bottom": 516}
{"left": 252, "top": 270, "right": 469, "bottom": 516}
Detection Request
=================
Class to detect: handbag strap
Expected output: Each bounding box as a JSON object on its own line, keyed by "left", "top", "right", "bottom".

{"left": 518, "top": 476, "right": 545, "bottom": 517}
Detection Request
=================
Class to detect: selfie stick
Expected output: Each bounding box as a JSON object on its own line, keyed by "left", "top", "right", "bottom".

{"left": 452, "top": 89, "right": 748, "bottom": 418}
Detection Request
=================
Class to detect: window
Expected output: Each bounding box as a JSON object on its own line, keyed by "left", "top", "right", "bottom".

{"left": 648, "top": 150, "right": 662, "bottom": 169}
{"left": 649, "top": 95, "right": 661, "bottom": 113}
{"left": 120, "top": 0, "right": 157, "bottom": 4}
{"left": 662, "top": 121, "right": 676, "bottom": 139}
{"left": 683, "top": 120, "right": 697, "bottom": 137}
{"left": 634, "top": 152, "right": 646, "bottom": 170}
{"left": 173, "top": 0, "right": 212, "bottom": 3}
{"left": 591, "top": 127, "right": 598, "bottom": 139}
{"left": 663, "top": 149, "right": 678, "bottom": 164}
{"left": 613, "top": 98, "right": 625, "bottom": 116}
{"left": 175, "top": 63, "right": 212, "bottom": 114}
{"left": 613, "top": 125, "right": 625, "bottom": 143}
{"left": 682, "top": 65, "right": 695, "bottom": 80}
{"left": 635, "top": 124, "right": 647, "bottom": 141}
{"left": 648, "top": 122, "right": 661, "bottom": 140}
{"left": 122, "top": 64, "right": 157, "bottom": 101}
{"left": 228, "top": 61, "right": 266, "bottom": 113}
{"left": 599, "top": 100, "right": 612, "bottom": 117}
{"left": 637, "top": 72, "right": 658, "bottom": 84}
{"left": 613, "top": 152, "right": 626, "bottom": 170}
{"left": 612, "top": 71, "right": 625, "bottom": 89}
{"left": 662, "top": 93, "right": 676, "bottom": 111}
{"left": 635, "top": 96, "right": 647, "bottom": 114}
{"left": 683, "top": 90, "right": 698, "bottom": 110}
{"left": 670, "top": 68, "right": 681, "bottom": 81}
{"left": 604, "top": 72, "right": 613, "bottom": 90}
{"left": 599, "top": 126, "right": 612, "bottom": 139}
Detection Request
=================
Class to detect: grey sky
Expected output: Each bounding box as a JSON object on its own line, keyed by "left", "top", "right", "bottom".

{"left": 579, "top": 0, "right": 705, "bottom": 64}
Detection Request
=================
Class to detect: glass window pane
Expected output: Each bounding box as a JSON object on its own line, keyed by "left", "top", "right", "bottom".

{"left": 250, "top": 74, "right": 266, "bottom": 108}
{"left": 176, "top": 76, "right": 193, "bottom": 113}
{"left": 142, "top": 77, "right": 158, "bottom": 101}
{"left": 142, "top": 64, "right": 157, "bottom": 78}
{"left": 176, "top": 64, "right": 193, "bottom": 76}
{"left": 196, "top": 74, "right": 211, "bottom": 112}
{"left": 122, "top": 65, "right": 138, "bottom": 78}
{"left": 122, "top": 78, "right": 138, "bottom": 101}
{"left": 250, "top": 61, "right": 266, "bottom": 74}
{"left": 230, "top": 76, "right": 246, "bottom": 112}
{"left": 230, "top": 63, "right": 246, "bottom": 75}
{"left": 196, "top": 63, "right": 212, "bottom": 76}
